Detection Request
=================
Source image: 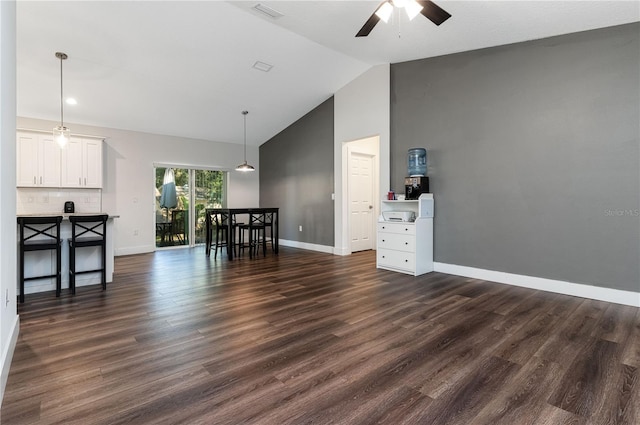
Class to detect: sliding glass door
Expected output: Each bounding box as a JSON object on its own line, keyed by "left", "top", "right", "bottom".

{"left": 155, "top": 166, "right": 226, "bottom": 249}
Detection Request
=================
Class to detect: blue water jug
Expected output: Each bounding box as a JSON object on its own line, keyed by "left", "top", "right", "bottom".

{"left": 407, "top": 148, "right": 427, "bottom": 176}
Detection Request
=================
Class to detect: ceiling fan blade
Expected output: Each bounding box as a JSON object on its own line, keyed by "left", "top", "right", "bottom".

{"left": 417, "top": 0, "right": 451, "bottom": 26}
{"left": 356, "top": 12, "right": 381, "bottom": 37}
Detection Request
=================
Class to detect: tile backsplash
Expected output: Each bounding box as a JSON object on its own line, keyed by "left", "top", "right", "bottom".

{"left": 17, "top": 188, "right": 102, "bottom": 215}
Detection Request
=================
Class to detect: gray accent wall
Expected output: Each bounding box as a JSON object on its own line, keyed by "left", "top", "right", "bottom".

{"left": 391, "top": 23, "right": 640, "bottom": 292}
{"left": 260, "top": 97, "right": 335, "bottom": 246}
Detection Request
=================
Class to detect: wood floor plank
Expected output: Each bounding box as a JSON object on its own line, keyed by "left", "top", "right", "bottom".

{"left": 2, "top": 247, "right": 638, "bottom": 424}
{"left": 547, "top": 338, "right": 623, "bottom": 418}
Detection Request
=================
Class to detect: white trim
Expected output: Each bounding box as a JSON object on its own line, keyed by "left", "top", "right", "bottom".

{"left": 0, "top": 315, "right": 19, "bottom": 402}
{"left": 434, "top": 262, "right": 640, "bottom": 307}
{"left": 279, "top": 239, "right": 334, "bottom": 254}
{"left": 333, "top": 247, "right": 351, "bottom": 256}
{"left": 115, "top": 245, "right": 155, "bottom": 256}
{"left": 16, "top": 127, "right": 106, "bottom": 140}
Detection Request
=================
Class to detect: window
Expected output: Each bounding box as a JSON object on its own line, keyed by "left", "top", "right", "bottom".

{"left": 155, "top": 166, "right": 226, "bottom": 248}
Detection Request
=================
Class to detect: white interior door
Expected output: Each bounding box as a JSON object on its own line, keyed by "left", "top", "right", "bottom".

{"left": 349, "top": 151, "right": 375, "bottom": 252}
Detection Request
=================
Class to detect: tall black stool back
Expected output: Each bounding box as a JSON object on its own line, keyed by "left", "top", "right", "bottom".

{"left": 239, "top": 211, "right": 266, "bottom": 258}
{"left": 17, "top": 216, "right": 63, "bottom": 303}
{"left": 68, "top": 214, "right": 109, "bottom": 294}
{"left": 263, "top": 209, "right": 277, "bottom": 253}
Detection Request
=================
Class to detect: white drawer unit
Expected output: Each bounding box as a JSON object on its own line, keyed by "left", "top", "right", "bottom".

{"left": 377, "top": 226, "right": 416, "bottom": 252}
{"left": 377, "top": 194, "right": 434, "bottom": 276}
{"left": 378, "top": 248, "right": 415, "bottom": 272}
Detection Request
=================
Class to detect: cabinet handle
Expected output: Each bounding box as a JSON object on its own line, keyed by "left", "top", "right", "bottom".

{"left": 382, "top": 255, "right": 385, "bottom": 258}
{"left": 405, "top": 228, "right": 408, "bottom": 231}
{"left": 405, "top": 259, "right": 408, "bottom": 262}
{"left": 79, "top": 177, "right": 81, "bottom": 185}
{"left": 84, "top": 177, "right": 87, "bottom": 186}
{"left": 382, "top": 239, "right": 385, "bottom": 242}
{"left": 40, "top": 176, "right": 42, "bottom": 184}
{"left": 405, "top": 242, "right": 408, "bottom": 245}
{"left": 33, "top": 176, "right": 36, "bottom": 184}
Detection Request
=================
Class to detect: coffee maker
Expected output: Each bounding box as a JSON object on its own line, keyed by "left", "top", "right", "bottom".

{"left": 405, "top": 176, "right": 429, "bottom": 200}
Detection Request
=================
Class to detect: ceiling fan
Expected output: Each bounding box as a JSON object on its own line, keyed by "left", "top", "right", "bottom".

{"left": 356, "top": 0, "right": 451, "bottom": 37}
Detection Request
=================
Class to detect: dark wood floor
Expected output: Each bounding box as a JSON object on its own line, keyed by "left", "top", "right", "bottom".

{"left": 2, "top": 247, "right": 639, "bottom": 424}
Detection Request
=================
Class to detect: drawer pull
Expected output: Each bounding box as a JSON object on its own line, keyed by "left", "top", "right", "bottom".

{"left": 405, "top": 259, "right": 408, "bottom": 262}
{"left": 382, "top": 239, "right": 385, "bottom": 242}
{"left": 382, "top": 255, "right": 385, "bottom": 258}
{"left": 405, "top": 228, "right": 408, "bottom": 231}
{"left": 405, "top": 242, "right": 408, "bottom": 245}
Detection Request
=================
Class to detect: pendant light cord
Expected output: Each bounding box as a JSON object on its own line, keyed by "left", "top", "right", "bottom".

{"left": 242, "top": 110, "right": 248, "bottom": 162}
{"left": 60, "top": 55, "right": 64, "bottom": 127}
{"left": 55, "top": 52, "right": 68, "bottom": 129}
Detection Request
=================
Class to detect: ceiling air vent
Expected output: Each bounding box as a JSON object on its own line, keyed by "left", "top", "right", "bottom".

{"left": 252, "top": 61, "right": 273, "bottom": 73}
{"left": 252, "top": 3, "right": 284, "bottom": 19}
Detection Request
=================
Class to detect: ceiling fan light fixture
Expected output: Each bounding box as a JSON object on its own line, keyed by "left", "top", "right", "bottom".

{"left": 236, "top": 110, "right": 255, "bottom": 172}
{"left": 375, "top": 2, "right": 393, "bottom": 23}
{"left": 405, "top": 0, "right": 424, "bottom": 20}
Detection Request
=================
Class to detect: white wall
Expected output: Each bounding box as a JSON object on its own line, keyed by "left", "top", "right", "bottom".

{"left": 17, "top": 117, "right": 260, "bottom": 256}
{"left": 334, "top": 64, "right": 390, "bottom": 255}
{"left": 0, "top": 0, "right": 19, "bottom": 403}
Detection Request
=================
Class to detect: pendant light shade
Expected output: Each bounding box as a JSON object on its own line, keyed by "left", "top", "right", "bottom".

{"left": 236, "top": 110, "right": 255, "bottom": 172}
{"left": 53, "top": 52, "right": 70, "bottom": 148}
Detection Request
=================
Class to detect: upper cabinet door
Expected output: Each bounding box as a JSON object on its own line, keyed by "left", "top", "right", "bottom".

{"left": 61, "top": 137, "right": 84, "bottom": 187}
{"left": 16, "top": 133, "right": 40, "bottom": 187}
{"left": 16, "top": 132, "right": 61, "bottom": 187}
{"left": 39, "top": 135, "right": 62, "bottom": 187}
{"left": 61, "top": 137, "right": 103, "bottom": 188}
{"left": 83, "top": 138, "right": 103, "bottom": 188}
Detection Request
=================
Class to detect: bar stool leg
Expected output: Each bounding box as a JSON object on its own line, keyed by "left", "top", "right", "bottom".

{"left": 56, "top": 241, "right": 62, "bottom": 297}
{"left": 69, "top": 243, "right": 76, "bottom": 295}
{"left": 19, "top": 248, "right": 25, "bottom": 304}
{"left": 101, "top": 242, "right": 107, "bottom": 290}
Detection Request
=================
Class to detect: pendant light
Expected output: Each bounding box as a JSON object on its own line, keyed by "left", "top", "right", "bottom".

{"left": 53, "top": 52, "right": 70, "bottom": 148}
{"left": 235, "top": 110, "right": 255, "bottom": 172}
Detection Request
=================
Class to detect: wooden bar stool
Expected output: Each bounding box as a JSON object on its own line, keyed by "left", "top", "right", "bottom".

{"left": 68, "top": 214, "right": 109, "bottom": 294}
{"left": 17, "top": 216, "right": 63, "bottom": 303}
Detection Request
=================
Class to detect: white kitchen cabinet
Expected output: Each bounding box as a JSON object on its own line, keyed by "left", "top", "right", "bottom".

{"left": 16, "top": 132, "right": 61, "bottom": 187}
{"left": 61, "top": 137, "right": 103, "bottom": 188}
{"left": 377, "top": 193, "right": 434, "bottom": 276}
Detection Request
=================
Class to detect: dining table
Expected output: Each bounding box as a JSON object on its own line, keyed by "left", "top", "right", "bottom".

{"left": 205, "top": 207, "right": 279, "bottom": 260}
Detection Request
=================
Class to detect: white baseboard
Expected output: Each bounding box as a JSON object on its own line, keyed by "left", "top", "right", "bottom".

{"left": 333, "top": 247, "right": 351, "bottom": 256}
{"left": 278, "top": 239, "right": 334, "bottom": 254}
{"left": 434, "top": 262, "right": 640, "bottom": 307}
{"left": 115, "top": 245, "right": 155, "bottom": 256}
{"left": 0, "top": 314, "right": 19, "bottom": 404}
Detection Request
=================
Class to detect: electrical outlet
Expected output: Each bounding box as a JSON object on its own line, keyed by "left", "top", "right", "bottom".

{"left": 299, "top": 225, "right": 303, "bottom": 232}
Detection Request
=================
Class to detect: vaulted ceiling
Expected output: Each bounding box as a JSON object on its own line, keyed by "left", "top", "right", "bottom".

{"left": 16, "top": 1, "right": 639, "bottom": 146}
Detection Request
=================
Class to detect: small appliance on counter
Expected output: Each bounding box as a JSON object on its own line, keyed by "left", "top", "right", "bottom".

{"left": 382, "top": 210, "right": 416, "bottom": 222}
{"left": 64, "top": 201, "right": 75, "bottom": 213}
{"left": 405, "top": 176, "right": 429, "bottom": 200}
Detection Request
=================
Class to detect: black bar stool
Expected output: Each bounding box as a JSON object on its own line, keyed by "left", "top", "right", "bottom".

{"left": 239, "top": 211, "right": 266, "bottom": 258}
{"left": 17, "top": 216, "right": 63, "bottom": 303}
{"left": 68, "top": 214, "right": 109, "bottom": 294}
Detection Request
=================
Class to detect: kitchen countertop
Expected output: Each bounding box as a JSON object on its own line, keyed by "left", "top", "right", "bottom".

{"left": 17, "top": 213, "right": 119, "bottom": 220}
